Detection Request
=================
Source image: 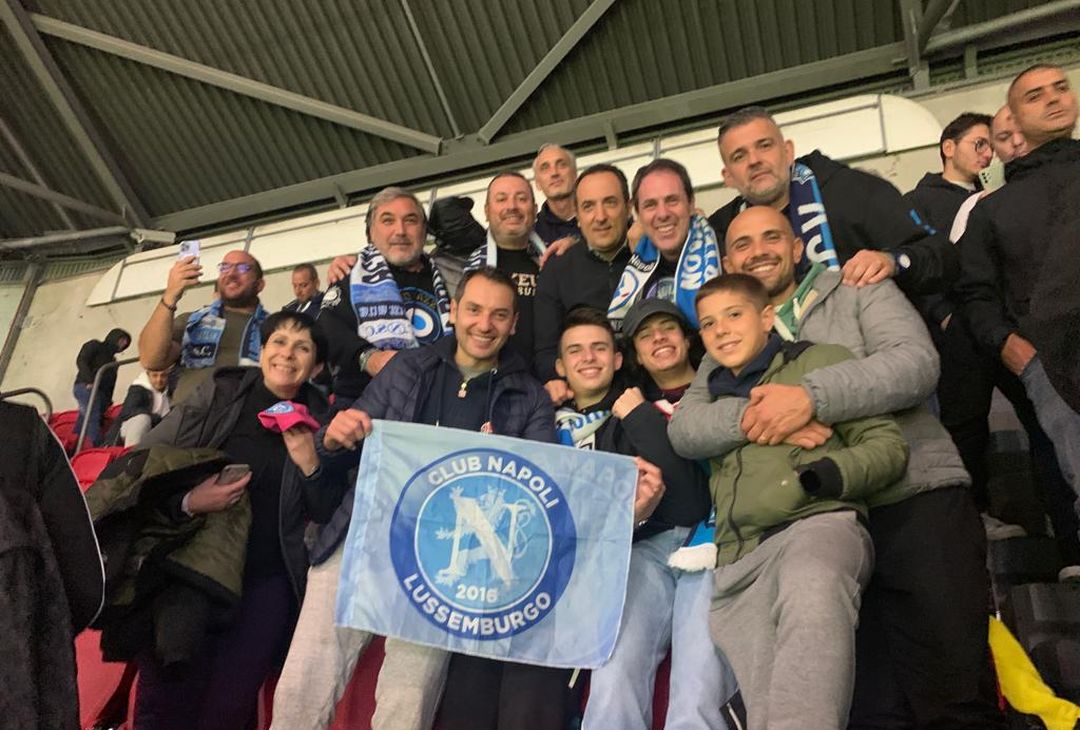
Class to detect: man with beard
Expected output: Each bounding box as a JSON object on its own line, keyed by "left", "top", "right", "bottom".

{"left": 670, "top": 206, "right": 1002, "bottom": 729}
{"left": 956, "top": 64, "right": 1080, "bottom": 559}
{"left": 532, "top": 143, "right": 581, "bottom": 246}
{"left": 139, "top": 248, "right": 268, "bottom": 404}
{"left": 465, "top": 171, "right": 547, "bottom": 362}
{"left": 707, "top": 106, "right": 956, "bottom": 298}
{"left": 317, "top": 187, "right": 452, "bottom": 405}
{"left": 534, "top": 164, "right": 633, "bottom": 401}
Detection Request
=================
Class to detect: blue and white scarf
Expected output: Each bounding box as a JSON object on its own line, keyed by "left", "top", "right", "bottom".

{"left": 348, "top": 246, "right": 451, "bottom": 351}
{"left": 607, "top": 214, "right": 720, "bottom": 330}
{"left": 465, "top": 230, "right": 547, "bottom": 271}
{"left": 555, "top": 407, "right": 612, "bottom": 450}
{"left": 181, "top": 300, "right": 267, "bottom": 369}
{"left": 786, "top": 162, "right": 841, "bottom": 272}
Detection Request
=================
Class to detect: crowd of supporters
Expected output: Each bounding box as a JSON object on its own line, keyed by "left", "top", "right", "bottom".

{"left": 23, "top": 62, "right": 1080, "bottom": 730}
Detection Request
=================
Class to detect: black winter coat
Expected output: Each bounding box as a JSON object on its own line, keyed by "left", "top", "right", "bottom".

{"left": 585, "top": 384, "right": 711, "bottom": 541}
{"left": 311, "top": 335, "right": 556, "bottom": 564}
{"left": 709, "top": 150, "right": 958, "bottom": 298}
{"left": 0, "top": 402, "right": 103, "bottom": 730}
{"left": 954, "top": 138, "right": 1080, "bottom": 412}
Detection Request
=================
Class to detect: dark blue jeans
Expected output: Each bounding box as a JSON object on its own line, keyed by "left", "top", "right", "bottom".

{"left": 73, "top": 381, "right": 109, "bottom": 448}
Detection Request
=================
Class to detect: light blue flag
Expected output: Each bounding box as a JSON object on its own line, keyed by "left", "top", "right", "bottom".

{"left": 335, "top": 419, "right": 638, "bottom": 669}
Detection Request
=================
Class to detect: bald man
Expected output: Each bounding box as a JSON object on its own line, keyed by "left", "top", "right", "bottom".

{"left": 672, "top": 207, "right": 1001, "bottom": 728}
{"left": 139, "top": 248, "right": 268, "bottom": 403}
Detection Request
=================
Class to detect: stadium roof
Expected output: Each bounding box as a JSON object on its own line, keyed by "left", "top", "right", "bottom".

{"left": 1, "top": 0, "right": 1077, "bottom": 258}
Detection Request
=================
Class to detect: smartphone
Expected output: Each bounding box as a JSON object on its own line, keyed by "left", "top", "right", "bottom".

{"left": 216, "top": 463, "right": 251, "bottom": 484}
{"left": 979, "top": 162, "right": 1006, "bottom": 193}
{"left": 178, "top": 239, "right": 201, "bottom": 260}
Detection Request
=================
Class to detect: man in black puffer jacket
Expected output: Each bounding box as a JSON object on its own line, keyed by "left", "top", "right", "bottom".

{"left": 955, "top": 63, "right": 1080, "bottom": 553}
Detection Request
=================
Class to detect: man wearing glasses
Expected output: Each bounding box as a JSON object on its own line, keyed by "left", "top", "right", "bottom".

{"left": 904, "top": 112, "right": 994, "bottom": 235}
{"left": 138, "top": 249, "right": 268, "bottom": 404}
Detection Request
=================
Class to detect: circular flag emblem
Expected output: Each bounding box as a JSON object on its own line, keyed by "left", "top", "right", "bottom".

{"left": 390, "top": 448, "right": 576, "bottom": 639}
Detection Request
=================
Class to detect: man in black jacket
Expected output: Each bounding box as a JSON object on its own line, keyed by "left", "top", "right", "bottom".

{"left": 73, "top": 327, "right": 131, "bottom": 447}
{"left": 318, "top": 186, "right": 453, "bottom": 405}
{"left": 707, "top": 106, "right": 957, "bottom": 298}
{"left": 532, "top": 143, "right": 581, "bottom": 246}
{"left": 534, "top": 163, "right": 633, "bottom": 400}
{"left": 282, "top": 263, "right": 324, "bottom": 315}
{"left": 904, "top": 112, "right": 993, "bottom": 234}
{"left": 955, "top": 63, "right": 1080, "bottom": 554}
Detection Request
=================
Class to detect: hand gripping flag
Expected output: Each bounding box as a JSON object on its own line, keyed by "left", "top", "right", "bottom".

{"left": 335, "top": 419, "right": 638, "bottom": 669}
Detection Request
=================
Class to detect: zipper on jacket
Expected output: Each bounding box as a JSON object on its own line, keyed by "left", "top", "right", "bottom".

{"left": 728, "top": 448, "right": 746, "bottom": 561}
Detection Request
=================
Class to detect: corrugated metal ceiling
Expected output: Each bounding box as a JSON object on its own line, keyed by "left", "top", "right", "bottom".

{"left": 0, "top": 0, "right": 1073, "bottom": 255}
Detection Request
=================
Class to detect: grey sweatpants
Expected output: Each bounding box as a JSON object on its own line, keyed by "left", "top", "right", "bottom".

{"left": 270, "top": 544, "right": 450, "bottom": 730}
{"left": 709, "top": 511, "right": 874, "bottom": 730}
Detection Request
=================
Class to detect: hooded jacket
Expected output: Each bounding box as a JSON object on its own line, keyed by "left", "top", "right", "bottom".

{"left": 75, "top": 327, "right": 130, "bottom": 396}
{"left": 670, "top": 270, "right": 968, "bottom": 509}
{"left": 709, "top": 150, "right": 958, "bottom": 297}
{"left": 954, "top": 137, "right": 1080, "bottom": 412}
{"left": 311, "top": 335, "right": 556, "bottom": 564}
{"left": 903, "top": 172, "right": 977, "bottom": 236}
{"left": 704, "top": 341, "right": 908, "bottom": 565}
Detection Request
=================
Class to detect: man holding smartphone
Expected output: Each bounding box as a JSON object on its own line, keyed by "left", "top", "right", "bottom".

{"left": 137, "top": 246, "right": 268, "bottom": 404}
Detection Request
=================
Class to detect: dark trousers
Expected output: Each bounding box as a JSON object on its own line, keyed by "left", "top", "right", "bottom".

{"left": 437, "top": 653, "right": 577, "bottom": 730}
{"left": 934, "top": 315, "right": 1080, "bottom": 563}
{"left": 133, "top": 573, "right": 296, "bottom": 730}
{"left": 73, "top": 381, "right": 109, "bottom": 448}
{"left": 848, "top": 486, "right": 1003, "bottom": 729}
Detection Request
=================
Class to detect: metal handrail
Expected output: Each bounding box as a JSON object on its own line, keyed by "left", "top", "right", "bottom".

{"left": 75, "top": 356, "right": 140, "bottom": 453}
{"left": 0, "top": 387, "right": 54, "bottom": 421}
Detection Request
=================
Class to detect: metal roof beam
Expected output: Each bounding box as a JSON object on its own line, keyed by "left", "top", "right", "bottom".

{"left": 924, "top": 0, "right": 1080, "bottom": 54}
{"left": 155, "top": 43, "right": 906, "bottom": 232}
{"left": 476, "top": 0, "right": 618, "bottom": 144}
{"left": 30, "top": 12, "right": 443, "bottom": 155}
{"left": 0, "top": 115, "right": 76, "bottom": 230}
{"left": 1, "top": 0, "right": 149, "bottom": 226}
{"left": 400, "top": 0, "right": 461, "bottom": 138}
{"left": 0, "top": 225, "right": 129, "bottom": 251}
{"left": 0, "top": 171, "right": 128, "bottom": 224}
{"left": 917, "top": 0, "right": 960, "bottom": 57}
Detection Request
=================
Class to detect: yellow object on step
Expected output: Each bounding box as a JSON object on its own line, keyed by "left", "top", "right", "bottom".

{"left": 988, "top": 615, "right": 1080, "bottom": 730}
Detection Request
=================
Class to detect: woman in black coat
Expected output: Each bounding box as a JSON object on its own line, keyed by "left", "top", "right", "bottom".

{"left": 133, "top": 310, "right": 345, "bottom": 730}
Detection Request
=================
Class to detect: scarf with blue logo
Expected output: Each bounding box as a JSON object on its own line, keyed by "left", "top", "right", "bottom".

{"left": 608, "top": 214, "right": 720, "bottom": 330}
{"left": 465, "top": 230, "right": 548, "bottom": 271}
{"left": 786, "top": 162, "right": 841, "bottom": 272}
{"left": 555, "top": 407, "right": 612, "bottom": 450}
{"left": 349, "top": 245, "right": 451, "bottom": 351}
{"left": 181, "top": 300, "right": 267, "bottom": 369}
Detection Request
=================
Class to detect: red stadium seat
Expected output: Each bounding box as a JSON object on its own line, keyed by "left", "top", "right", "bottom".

{"left": 48, "top": 409, "right": 81, "bottom": 453}
{"left": 76, "top": 629, "right": 136, "bottom": 730}
{"left": 71, "top": 446, "right": 129, "bottom": 491}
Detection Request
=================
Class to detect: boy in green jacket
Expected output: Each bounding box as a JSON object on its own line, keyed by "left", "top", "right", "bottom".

{"left": 689, "top": 273, "right": 908, "bottom": 730}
